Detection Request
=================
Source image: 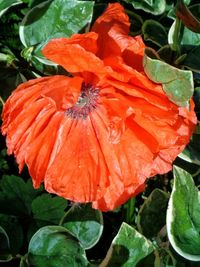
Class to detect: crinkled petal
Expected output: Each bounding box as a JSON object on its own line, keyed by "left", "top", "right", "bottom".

{"left": 90, "top": 105, "right": 155, "bottom": 211}
{"left": 2, "top": 75, "right": 82, "bottom": 135}
{"left": 1, "top": 75, "right": 83, "bottom": 187}
{"left": 91, "top": 86, "right": 196, "bottom": 211}
{"left": 92, "top": 3, "right": 145, "bottom": 71}
{"left": 15, "top": 104, "right": 56, "bottom": 172}
{"left": 26, "top": 112, "right": 64, "bottom": 188}
{"left": 42, "top": 34, "right": 105, "bottom": 78}
{"left": 92, "top": 3, "right": 130, "bottom": 57}
{"left": 100, "top": 79, "right": 173, "bottom": 113}
{"left": 44, "top": 116, "right": 109, "bottom": 202}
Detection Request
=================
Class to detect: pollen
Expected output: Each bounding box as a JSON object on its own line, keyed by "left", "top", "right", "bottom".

{"left": 66, "top": 83, "right": 100, "bottom": 119}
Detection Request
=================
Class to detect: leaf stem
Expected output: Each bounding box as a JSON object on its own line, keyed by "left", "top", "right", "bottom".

{"left": 192, "top": 167, "right": 200, "bottom": 177}
{"left": 123, "top": 197, "right": 136, "bottom": 224}
{"left": 59, "top": 203, "right": 78, "bottom": 226}
{"left": 0, "top": 96, "right": 5, "bottom": 106}
{"left": 172, "top": 17, "right": 182, "bottom": 55}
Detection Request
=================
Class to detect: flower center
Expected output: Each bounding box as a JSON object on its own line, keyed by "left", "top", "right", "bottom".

{"left": 66, "top": 83, "right": 100, "bottom": 119}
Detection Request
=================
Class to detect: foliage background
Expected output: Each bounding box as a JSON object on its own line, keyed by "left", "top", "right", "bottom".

{"left": 0, "top": 0, "right": 200, "bottom": 266}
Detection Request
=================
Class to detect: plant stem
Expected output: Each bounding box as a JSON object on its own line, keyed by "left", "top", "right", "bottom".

{"left": 0, "top": 96, "right": 5, "bottom": 105}
{"left": 59, "top": 203, "right": 77, "bottom": 226}
{"left": 172, "top": 17, "right": 182, "bottom": 55}
{"left": 123, "top": 197, "right": 136, "bottom": 224}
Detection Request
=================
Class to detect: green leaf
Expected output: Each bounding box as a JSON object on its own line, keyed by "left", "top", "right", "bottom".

{"left": 0, "top": 0, "right": 22, "bottom": 17}
{"left": 21, "top": 44, "right": 59, "bottom": 73}
{"left": 123, "top": 197, "right": 136, "bottom": 224}
{"left": 20, "top": 255, "right": 29, "bottom": 267}
{"left": 167, "top": 0, "right": 191, "bottom": 19}
{"left": 29, "top": 0, "right": 46, "bottom": 8}
{"left": 62, "top": 203, "right": 103, "bottom": 250}
{"left": 0, "top": 175, "right": 32, "bottom": 215}
{"left": 137, "top": 189, "right": 169, "bottom": 238}
{"left": 168, "top": 19, "right": 200, "bottom": 47}
{"left": 166, "top": 166, "right": 200, "bottom": 261}
{"left": 180, "top": 26, "right": 200, "bottom": 46}
{"left": 28, "top": 225, "right": 89, "bottom": 267}
{"left": 178, "top": 143, "right": 200, "bottom": 166}
{"left": 127, "top": 10, "right": 143, "bottom": 36}
{"left": 19, "top": 0, "right": 94, "bottom": 47}
{"left": 135, "top": 252, "right": 156, "bottom": 267}
{"left": 0, "top": 226, "right": 12, "bottom": 262}
{"left": 0, "top": 149, "right": 9, "bottom": 173}
{"left": 0, "top": 67, "right": 26, "bottom": 101}
{"left": 175, "top": 0, "right": 200, "bottom": 33}
{"left": 31, "top": 194, "right": 67, "bottom": 227}
{"left": 30, "top": 55, "right": 59, "bottom": 75}
{"left": 142, "top": 20, "right": 168, "bottom": 47}
{"left": 143, "top": 48, "right": 194, "bottom": 106}
{"left": 0, "top": 52, "right": 15, "bottom": 67}
{"left": 124, "top": 0, "right": 166, "bottom": 15}
{"left": 194, "top": 87, "right": 200, "bottom": 112}
{"left": 183, "top": 46, "right": 200, "bottom": 73}
{"left": 26, "top": 179, "right": 44, "bottom": 200}
{"left": 99, "top": 222, "right": 154, "bottom": 267}
{"left": 0, "top": 214, "right": 23, "bottom": 254}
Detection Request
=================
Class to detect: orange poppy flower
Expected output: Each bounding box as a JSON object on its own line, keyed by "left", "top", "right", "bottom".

{"left": 1, "top": 3, "right": 197, "bottom": 211}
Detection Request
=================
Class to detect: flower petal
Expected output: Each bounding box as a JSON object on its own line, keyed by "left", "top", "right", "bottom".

{"left": 1, "top": 2, "right": 197, "bottom": 213}
{"left": 90, "top": 86, "right": 196, "bottom": 211}
{"left": 92, "top": 3, "right": 130, "bottom": 58}
{"left": 2, "top": 75, "right": 83, "bottom": 135}
{"left": 90, "top": 106, "right": 155, "bottom": 211}
{"left": 42, "top": 33, "right": 105, "bottom": 78}
{"left": 1, "top": 75, "right": 83, "bottom": 185}
{"left": 26, "top": 112, "right": 64, "bottom": 188}
{"left": 92, "top": 3, "right": 145, "bottom": 71}
{"left": 44, "top": 116, "right": 109, "bottom": 202}
{"left": 15, "top": 105, "right": 56, "bottom": 172}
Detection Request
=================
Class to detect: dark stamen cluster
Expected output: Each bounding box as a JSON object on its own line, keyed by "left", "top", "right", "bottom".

{"left": 66, "top": 83, "right": 99, "bottom": 120}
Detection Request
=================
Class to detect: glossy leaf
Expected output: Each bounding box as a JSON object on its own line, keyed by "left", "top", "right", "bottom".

{"left": 99, "top": 222, "right": 154, "bottom": 267}
{"left": 0, "top": 226, "right": 12, "bottom": 262}
{"left": 28, "top": 225, "right": 89, "bottom": 267}
{"left": 168, "top": 20, "right": 200, "bottom": 47}
{"left": 143, "top": 48, "right": 194, "bottom": 106}
{"left": 166, "top": 166, "right": 200, "bottom": 261}
{"left": 180, "top": 25, "right": 200, "bottom": 46}
{"left": 62, "top": 203, "right": 103, "bottom": 250}
{"left": 175, "top": 0, "right": 200, "bottom": 33}
{"left": 0, "top": 175, "right": 32, "bottom": 216}
{"left": 124, "top": 0, "right": 166, "bottom": 15}
{"left": 137, "top": 189, "right": 169, "bottom": 238}
{"left": 19, "top": 0, "right": 94, "bottom": 47}
{"left": 30, "top": 55, "right": 59, "bottom": 75}
{"left": 31, "top": 194, "right": 67, "bottom": 227}
{"left": 142, "top": 19, "right": 168, "bottom": 47}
